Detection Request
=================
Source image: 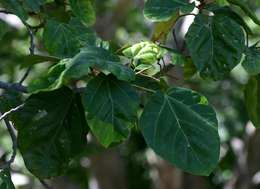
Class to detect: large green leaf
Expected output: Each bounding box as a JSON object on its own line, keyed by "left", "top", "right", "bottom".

{"left": 64, "top": 46, "right": 135, "bottom": 82}
{"left": 1, "top": 0, "right": 28, "bottom": 21}
{"left": 144, "top": 0, "right": 195, "bottom": 22}
{"left": 13, "top": 88, "right": 88, "bottom": 178}
{"left": 242, "top": 46, "right": 260, "bottom": 76}
{"left": 82, "top": 74, "right": 139, "bottom": 136}
{"left": 185, "top": 13, "right": 245, "bottom": 79}
{"left": 69, "top": 0, "right": 96, "bottom": 26}
{"left": 245, "top": 75, "right": 260, "bottom": 128}
{"left": 139, "top": 87, "right": 220, "bottom": 176}
{"left": 0, "top": 170, "right": 15, "bottom": 189}
{"left": 43, "top": 19, "right": 96, "bottom": 58}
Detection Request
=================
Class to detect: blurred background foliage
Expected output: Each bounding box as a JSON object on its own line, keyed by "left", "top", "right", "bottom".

{"left": 0, "top": 0, "right": 260, "bottom": 189}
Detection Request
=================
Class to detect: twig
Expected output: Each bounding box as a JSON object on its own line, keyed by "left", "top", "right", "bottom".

{"left": 0, "top": 81, "right": 27, "bottom": 93}
{"left": 0, "top": 117, "right": 17, "bottom": 169}
{"left": 172, "top": 28, "right": 180, "bottom": 50}
{"left": 132, "top": 84, "right": 156, "bottom": 94}
{"left": 19, "top": 67, "right": 32, "bottom": 84}
{"left": 0, "top": 104, "right": 25, "bottom": 121}
{"left": 19, "top": 26, "right": 35, "bottom": 84}
{"left": 136, "top": 73, "right": 160, "bottom": 82}
{"left": 0, "top": 9, "right": 12, "bottom": 14}
{"left": 39, "top": 179, "right": 54, "bottom": 189}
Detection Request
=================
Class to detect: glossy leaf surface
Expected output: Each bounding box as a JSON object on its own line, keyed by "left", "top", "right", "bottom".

{"left": 13, "top": 88, "right": 88, "bottom": 178}
{"left": 140, "top": 87, "right": 220, "bottom": 175}
{"left": 185, "top": 13, "right": 245, "bottom": 79}
{"left": 82, "top": 74, "right": 139, "bottom": 136}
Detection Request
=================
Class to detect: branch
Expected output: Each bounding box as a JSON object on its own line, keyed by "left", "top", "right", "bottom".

{"left": 19, "top": 25, "right": 35, "bottom": 84}
{"left": 132, "top": 84, "right": 156, "bottom": 94}
{"left": 0, "top": 81, "right": 27, "bottom": 93}
{"left": 136, "top": 73, "right": 160, "bottom": 82}
{"left": 0, "top": 9, "right": 13, "bottom": 14}
{"left": 0, "top": 104, "right": 25, "bottom": 121}
{"left": 0, "top": 117, "right": 17, "bottom": 169}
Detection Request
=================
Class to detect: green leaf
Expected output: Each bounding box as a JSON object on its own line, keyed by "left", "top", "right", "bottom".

{"left": 88, "top": 116, "right": 130, "bottom": 148}
{"left": 69, "top": 0, "right": 96, "bottom": 26}
{"left": 28, "top": 59, "right": 70, "bottom": 93}
{"left": 213, "top": 6, "right": 253, "bottom": 35}
{"left": 134, "top": 63, "right": 160, "bottom": 76}
{"left": 144, "top": 0, "right": 195, "bottom": 22}
{"left": 184, "top": 61, "right": 197, "bottom": 79}
{"left": 13, "top": 88, "right": 88, "bottom": 178}
{"left": 1, "top": 0, "right": 28, "bottom": 21}
{"left": 82, "top": 74, "right": 139, "bottom": 136}
{"left": 216, "top": 0, "right": 229, "bottom": 5}
{"left": 28, "top": 45, "right": 135, "bottom": 93}
{"left": 242, "top": 46, "right": 260, "bottom": 76}
{"left": 64, "top": 46, "right": 135, "bottom": 82}
{"left": 43, "top": 19, "right": 96, "bottom": 58}
{"left": 0, "top": 20, "right": 9, "bottom": 40}
{"left": 227, "top": 0, "right": 260, "bottom": 25}
{"left": 23, "top": 0, "right": 45, "bottom": 12}
{"left": 139, "top": 87, "right": 220, "bottom": 176}
{"left": 132, "top": 75, "right": 161, "bottom": 92}
{"left": 122, "top": 41, "right": 167, "bottom": 65}
{"left": 151, "top": 15, "right": 178, "bottom": 42}
{"left": 20, "top": 54, "right": 60, "bottom": 68}
{"left": 185, "top": 13, "right": 245, "bottom": 79}
{"left": 245, "top": 75, "right": 260, "bottom": 128}
{"left": 0, "top": 170, "right": 15, "bottom": 189}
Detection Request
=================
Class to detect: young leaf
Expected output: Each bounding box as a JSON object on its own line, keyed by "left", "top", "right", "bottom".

{"left": 43, "top": 19, "right": 96, "bottom": 58}
{"left": 139, "top": 87, "right": 220, "bottom": 176}
{"left": 0, "top": 170, "right": 15, "bottom": 189}
{"left": 242, "top": 46, "right": 260, "bottom": 76}
{"left": 185, "top": 13, "right": 245, "bottom": 79}
{"left": 245, "top": 75, "right": 260, "bottom": 128}
{"left": 82, "top": 74, "right": 139, "bottom": 136}
{"left": 122, "top": 41, "right": 167, "bottom": 65}
{"left": 13, "top": 88, "right": 88, "bottom": 178}
{"left": 144, "top": 0, "right": 195, "bottom": 22}
{"left": 64, "top": 46, "right": 135, "bottom": 82}
{"left": 69, "top": 0, "right": 96, "bottom": 26}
